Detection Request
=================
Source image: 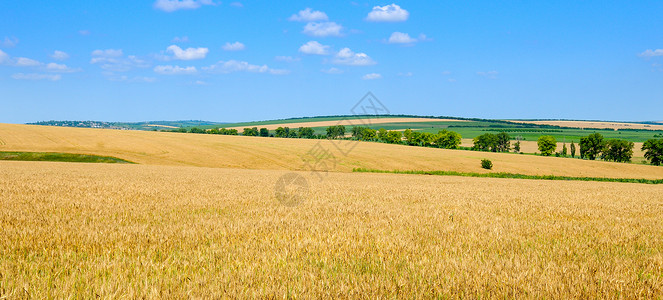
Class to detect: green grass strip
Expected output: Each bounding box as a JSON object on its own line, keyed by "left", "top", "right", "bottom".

{"left": 0, "top": 151, "right": 135, "bottom": 164}
{"left": 353, "top": 168, "right": 663, "bottom": 185}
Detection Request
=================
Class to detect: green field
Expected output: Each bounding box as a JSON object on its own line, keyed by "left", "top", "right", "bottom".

{"left": 0, "top": 151, "right": 135, "bottom": 164}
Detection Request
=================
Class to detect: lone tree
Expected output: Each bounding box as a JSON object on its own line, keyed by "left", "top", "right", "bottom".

{"left": 579, "top": 133, "right": 605, "bottom": 160}
{"left": 642, "top": 139, "right": 663, "bottom": 166}
{"left": 570, "top": 141, "right": 576, "bottom": 158}
{"left": 562, "top": 143, "right": 568, "bottom": 156}
{"left": 537, "top": 135, "right": 557, "bottom": 156}
{"left": 602, "top": 139, "right": 634, "bottom": 163}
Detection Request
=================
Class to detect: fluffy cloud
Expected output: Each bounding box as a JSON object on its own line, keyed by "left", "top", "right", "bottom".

{"left": 299, "top": 41, "right": 330, "bottom": 55}
{"left": 303, "top": 22, "right": 343, "bottom": 37}
{"left": 203, "top": 60, "right": 288, "bottom": 75}
{"left": 230, "top": 2, "right": 243, "bottom": 8}
{"left": 50, "top": 50, "right": 70, "bottom": 60}
{"left": 639, "top": 49, "right": 663, "bottom": 57}
{"left": 91, "top": 49, "right": 149, "bottom": 72}
{"left": 362, "top": 73, "right": 382, "bottom": 80}
{"left": 366, "top": 4, "right": 409, "bottom": 22}
{"left": 388, "top": 32, "right": 417, "bottom": 44}
{"left": 333, "top": 48, "right": 376, "bottom": 66}
{"left": 154, "top": 65, "right": 197, "bottom": 75}
{"left": 289, "top": 8, "right": 328, "bottom": 22}
{"left": 11, "top": 73, "right": 61, "bottom": 81}
{"left": 222, "top": 42, "right": 245, "bottom": 51}
{"left": 153, "top": 0, "right": 214, "bottom": 12}
{"left": 167, "top": 45, "right": 209, "bottom": 60}
{"left": 15, "top": 57, "right": 41, "bottom": 67}
{"left": 46, "top": 63, "right": 79, "bottom": 73}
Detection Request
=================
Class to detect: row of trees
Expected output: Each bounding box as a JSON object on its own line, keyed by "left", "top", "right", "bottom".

{"left": 171, "top": 127, "right": 239, "bottom": 135}
{"left": 472, "top": 132, "right": 512, "bottom": 152}
{"left": 535, "top": 133, "right": 636, "bottom": 163}
{"left": 349, "top": 127, "right": 462, "bottom": 149}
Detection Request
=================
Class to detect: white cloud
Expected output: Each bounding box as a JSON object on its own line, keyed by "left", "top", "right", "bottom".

{"left": 79, "top": 30, "right": 91, "bottom": 36}
{"left": 91, "top": 49, "right": 149, "bottom": 72}
{"left": 222, "top": 42, "right": 245, "bottom": 51}
{"left": 299, "top": 41, "right": 330, "bottom": 55}
{"left": 153, "top": 0, "right": 214, "bottom": 12}
{"left": 11, "top": 73, "right": 61, "bottom": 81}
{"left": 397, "top": 72, "right": 413, "bottom": 77}
{"left": 321, "top": 67, "right": 343, "bottom": 74}
{"left": 154, "top": 65, "right": 198, "bottom": 75}
{"left": 639, "top": 49, "right": 663, "bottom": 57}
{"left": 167, "top": 45, "right": 209, "bottom": 60}
{"left": 303, "top": 22, "right": 343, "bottom": 37}
{"left": 333, "top": 48, "right": 376, "bottom": 66}
{"left": 230, "top": 2, "right": 243, "bottom": 8}
{"left": 15, "top": 57, "right": 41, "bottom": 67}
{"left": 172, "top": 36, "right": 189, "bottom": 43}
{"left": 1, "top": 36, "right": 19, "bottom": 48}
{"left": 50, "top": 50, "right": 70, "bottom": 61}
{"left": 289, "top": 8, "right": 328, "bottom": 22}
{"left": 203, "top": 60, "right": 289, "bottom": 75}
{"left": 362, "top": 73, "right": 382, "bottom": 80}
{"left": 441, "top": 71, "right": 451, "bottom": 75}
{"left": 275, "top": 56, "right": 300, "bottom": 62}
{"left": 477, "top": 71, "right": 498, "bottom": 79}
{"left": 46, "top": 63, "right": 80, "bottom": 73}
{"left": 388, "top": 32, "right": 417, "bottom": 44}
{"left": 0, "top": 49, "right": 8, "bottom": 63}
{"left": 366, "top": 4, "right": 409, "bottom": 22}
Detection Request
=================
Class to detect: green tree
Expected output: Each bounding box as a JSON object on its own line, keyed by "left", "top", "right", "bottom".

{"left": 326, "top": 125, "right": 345, "bottom": 139}
{"left": 377, "top": 128, "right": 388, "bottom": 141}
{"left": 496, "top": 132, "right": 511, "bottom": 152}
{"left": 189, "top": 127, "right": 205, "bottom": 134}
{"left": 259, "top": 128, "right": 269, "bottom": 137}
{"left": 243, "top": 127, "right": 259, "bottom": 136}
{"left": 403, "top": 129, "right": 413, "bottom": 143}
{"left": 579, "top": 133, "right": 605, "bottom": 160}
{"left": 642, "top": 139, "right": 663, "bottom": 166}
{"left": 472, "top": 133, "right": 498, "bottom": 152}
{"left": 513, "top": 141, "right": 521, "bottom": 153}
{"left": 537, "top": 135, "right": 557, "bottom": 156}
{"left": 297, "top": 127, "right": 315, "bottom": 139}
{"left": 602, "top": 139, "right": 634, "bottom": 163}
{"left": 384, "top": 131, "right": 402, "bottom": 144}
{"left": 570, "top": 141, "right": 576, "bottom": 158}
{"left": 562, "top": 143, "right": 568, "bottom": 156}
{"left": 434, "top": 130, "right": 462, "bottom": 149}
{"left": 275, "top": 127, "right": 287, "bottom": 138}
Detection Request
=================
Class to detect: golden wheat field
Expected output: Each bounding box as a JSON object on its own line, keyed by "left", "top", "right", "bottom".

{"left": 2, "top": 123, "right": 663, "bottom": 179}
{"left": 510, "top": 120, "right": 663, "bottom": 131}
{"left": 1, "top": 161, "right": 662, "bottom": 298}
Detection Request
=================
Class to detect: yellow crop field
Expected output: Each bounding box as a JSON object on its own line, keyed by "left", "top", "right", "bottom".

{"left": 510, "top": 120, "right": 663, "bottom": 130}
{"left": 1, "top": 123, "right": 662, "bottom": 179}
{"left": 0, "top": 161, "right": 662, "bottom": 298}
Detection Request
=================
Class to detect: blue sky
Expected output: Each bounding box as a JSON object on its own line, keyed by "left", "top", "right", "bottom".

{"left": 1, "top": 1, "right": 662, "bottom": 123}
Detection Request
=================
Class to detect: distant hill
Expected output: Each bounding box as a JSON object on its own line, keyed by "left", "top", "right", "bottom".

{"left": 27, "top": 120, "right": 222, "bottom": 130}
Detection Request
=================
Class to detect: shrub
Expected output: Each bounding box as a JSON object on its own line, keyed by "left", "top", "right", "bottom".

{"left": 481, "top": 159, "right": 493, "bottom": 170}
